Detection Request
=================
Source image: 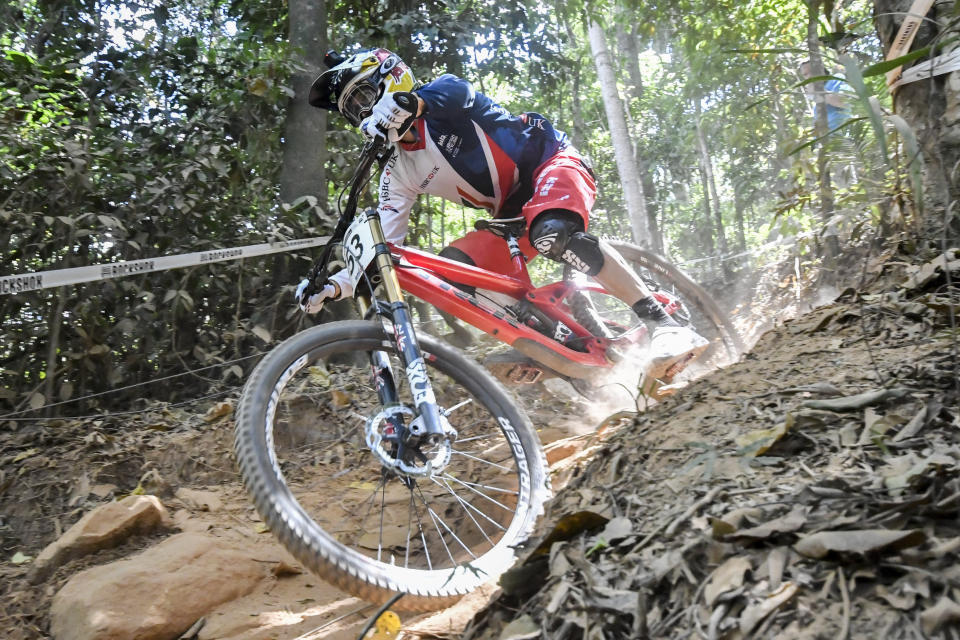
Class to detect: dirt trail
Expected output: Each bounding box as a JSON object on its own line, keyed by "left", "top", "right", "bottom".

{"left": 3, "top": 250, "right": 956, "bottom": 639}
{"left": 0, "top": 362, "right": 626, "bottom": 639}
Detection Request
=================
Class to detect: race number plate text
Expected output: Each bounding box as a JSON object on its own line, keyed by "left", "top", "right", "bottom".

{"left": 341, "top": 212, "right": 377, "bottom": 289}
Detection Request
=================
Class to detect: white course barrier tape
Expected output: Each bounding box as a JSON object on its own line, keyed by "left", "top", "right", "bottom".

{"left": 675, "top": 231, "right": 818, "bottom": 268}
{"left": 0, "top": 236, "right": 330, "bottom": 296}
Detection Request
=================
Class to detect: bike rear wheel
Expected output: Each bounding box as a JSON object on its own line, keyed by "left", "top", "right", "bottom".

{"left": 566, "top": 241, "right": 743, "bottom": 363}
{"left": 234, "top": 320, "right": 549, "bottom": 612}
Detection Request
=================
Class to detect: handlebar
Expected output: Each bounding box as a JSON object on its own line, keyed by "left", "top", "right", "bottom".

{"left": 302, "top": 137, "right": 388, "bottom": 296}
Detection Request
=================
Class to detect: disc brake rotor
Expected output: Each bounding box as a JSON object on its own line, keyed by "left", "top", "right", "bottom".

{"left": 364, "top": 405, "right": 453, "bottom": 477}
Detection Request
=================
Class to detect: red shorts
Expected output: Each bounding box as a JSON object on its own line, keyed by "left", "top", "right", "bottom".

{"left": 446, "top": 151, "right": 597, "bottom": 276}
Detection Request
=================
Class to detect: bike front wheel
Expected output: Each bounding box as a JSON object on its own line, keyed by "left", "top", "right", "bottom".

{"left": 234, "top": 320, "right": 549, "bottom": 611}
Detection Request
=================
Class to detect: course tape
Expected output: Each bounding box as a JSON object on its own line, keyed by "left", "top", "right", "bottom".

{"left": 0, "top": 236, "right": 330, "bottom": 296}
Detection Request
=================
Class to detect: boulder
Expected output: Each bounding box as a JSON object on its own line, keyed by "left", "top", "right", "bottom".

{"left": 50, "top": 532, "right": 265, "bottom": 640}
{"left": 31, "top": 495, "right": 171, "bottom": 583}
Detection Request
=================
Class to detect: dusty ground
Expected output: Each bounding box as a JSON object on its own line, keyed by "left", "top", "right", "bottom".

{"left": 1, "top": 248, "right": 957, "bottom": 639}
{"left": 455, "top": 251, "right": 960, "bottom": 639}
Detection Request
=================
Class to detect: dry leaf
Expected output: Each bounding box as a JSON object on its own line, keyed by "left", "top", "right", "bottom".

{"left": 371, "top": 610, "right": 402, "bottom": 639}
{"left": 875, "top": 584, "right": 917, "bottom": 610}
{"left": 599, "top": 516, "right": 633, "bottom": 543}
{"left": 794, "top": 529, "right": 926, "bottom": 558}
{"left": 203, "top": 401, "right": 233, "bottom": 422}
{"left": 13, "top": 448, "right": 38, "bottom": 463}
{"left": 251, "top": 324, "right": 272, "bottom": 344}
{"left": 331, "top": 390, "right": 352, "bottom": 409}
{"left": 735, "top": 413, "right": 793, "bottom": 457}
{"left": 802, "top": 388, "right": 909, "bottom": 412}
{"left": 726, "top": 507, "right": 807, "bottom": 541}
{"left": 739, "top": 581, "right": 798, "bottom": 634}
{"left": 498, "top": 614, "right": 539, "bottom": 640}
{"left": 705, "top": 556, "right": 751, "bottom": 606}
{"left": 920, "top": 597, "right": 960, "bottom": 635}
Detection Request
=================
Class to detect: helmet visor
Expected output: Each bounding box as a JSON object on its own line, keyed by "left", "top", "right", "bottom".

{"left": 339, "top": 81, "right": 379, "bottom": 126}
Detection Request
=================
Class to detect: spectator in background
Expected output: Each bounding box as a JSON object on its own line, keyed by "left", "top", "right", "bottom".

{"left": 799, "top": 60, "right": 851, "bottom": 131}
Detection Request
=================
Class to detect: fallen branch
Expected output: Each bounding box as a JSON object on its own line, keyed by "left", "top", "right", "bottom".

{"left": 801, "top": 388, "right": 910, "bottom": 412}
{"left": 665, "top": 487, "right": 725, "bottom": 537}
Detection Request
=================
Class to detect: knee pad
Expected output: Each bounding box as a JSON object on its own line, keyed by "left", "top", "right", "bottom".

{"left": 529, "top": 211, "right": 604, "bottom": 276}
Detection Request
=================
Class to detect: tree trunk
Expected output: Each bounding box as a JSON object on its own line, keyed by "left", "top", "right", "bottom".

{"left": 588, "top": 20, "right": 651, "bottom": 247}
{"left": 806, "top": 0, "right": 841, "bottom": 277}
{"left": 616, "top": 20, "right": 664, "bottom": 254}
{"left": 615, "top": 23, "right": 644, "bottom": 101}
{"left": 734, "top": 186, "right": 747, "bottom": 253}
{"left": 874, "top": 0, "right": 960, "bottom": 240}
{"left": 694, "top": 97, "right": 729, "bottom": 264}
{"left": 696, "top": 158, "right": 717, "bottom": 259}
{"left": 279, "top": 0, "right": 327, "bottom": 208}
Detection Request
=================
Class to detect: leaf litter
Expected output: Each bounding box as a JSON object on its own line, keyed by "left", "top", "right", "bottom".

{"left": 457, "top": 255, "right": 960, "bottom": 640}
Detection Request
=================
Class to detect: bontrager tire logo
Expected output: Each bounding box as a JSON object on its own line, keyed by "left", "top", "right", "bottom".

{"left": 500, "top": 417, "right": 531, "bottom": 511}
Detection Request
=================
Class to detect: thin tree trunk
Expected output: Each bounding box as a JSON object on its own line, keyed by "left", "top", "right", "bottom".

{"left": 694, "top": 98, "right": 729, "bottom": 264}
{"left": 734, "top": 186, "right": 747, "bottom": 253}
{"left": 806, "top": 0, "right": 841, "bottom": 277}
{"left": 43, "top": 287, "right": 67, "bottom": 416}
{"left": 695, "top": 154, "right": 717, "bottom": 259}
{"left": 616, "top": 20, "right": 664, "bottom": 254}
{"left": 692, "top": 99, "right": 717, "bottom": 267}
{"left": 279, "top": 0, "right": 327, "bottom": 208}
{"left": 588, "top": 20, "right": 651, "bottom": 246}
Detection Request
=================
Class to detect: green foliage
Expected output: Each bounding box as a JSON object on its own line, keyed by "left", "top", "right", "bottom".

{"left": 0, "top": 0, "right": 932, "bottom": 416}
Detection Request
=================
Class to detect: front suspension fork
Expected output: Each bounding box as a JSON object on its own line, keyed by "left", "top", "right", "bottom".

{"left": 357, "top": 212, "right": 446, "bottom": 442}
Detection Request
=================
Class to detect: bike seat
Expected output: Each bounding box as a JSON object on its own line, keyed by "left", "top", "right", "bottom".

{"left": 474, "top": 216, "right": 527, "bottom": 239}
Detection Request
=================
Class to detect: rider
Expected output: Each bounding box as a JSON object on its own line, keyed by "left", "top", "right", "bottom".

{"left": 298, "top": 47, "right": 707, "bottom": 384}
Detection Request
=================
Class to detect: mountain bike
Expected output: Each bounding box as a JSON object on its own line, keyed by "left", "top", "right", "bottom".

{"left": 234, "top": 136, "right": 741, "bottom": 612}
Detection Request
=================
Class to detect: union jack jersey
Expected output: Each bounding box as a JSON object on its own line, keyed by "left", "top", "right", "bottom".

{"left": 331, "top": 74, "right": 570, "bottom": 295}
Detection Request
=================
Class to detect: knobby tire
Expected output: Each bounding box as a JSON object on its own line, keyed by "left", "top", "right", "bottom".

{"left": 234, "top": 320, "right": 550, "bottom": 612}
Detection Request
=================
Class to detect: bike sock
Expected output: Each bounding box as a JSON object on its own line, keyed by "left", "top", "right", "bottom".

{"left": 632, "top": 297, "right": 681, "bottom": 327}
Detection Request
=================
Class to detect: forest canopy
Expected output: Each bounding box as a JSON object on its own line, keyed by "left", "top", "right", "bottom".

{"left": 1, "top": 0, "right": 956, "bottom": 417}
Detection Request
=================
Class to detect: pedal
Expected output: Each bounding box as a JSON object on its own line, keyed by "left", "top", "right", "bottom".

{"left": 485, "top": 349, "right": 557, "bottom": 385}
{"left": 487, "top": 362, "right": 545, "bottom": 384}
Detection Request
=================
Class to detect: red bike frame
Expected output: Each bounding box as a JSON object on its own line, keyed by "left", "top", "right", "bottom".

{"left": 391, "top": 241, "right": 681, "bottom": 380}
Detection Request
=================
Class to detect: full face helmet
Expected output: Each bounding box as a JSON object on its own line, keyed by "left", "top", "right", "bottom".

{"left": 308, "top": 48, "right": 417, "bottom": 126}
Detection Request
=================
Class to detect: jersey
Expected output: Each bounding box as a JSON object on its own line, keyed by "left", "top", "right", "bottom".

{"left": 331, "top": 74, "right": 570, "bottom": 296}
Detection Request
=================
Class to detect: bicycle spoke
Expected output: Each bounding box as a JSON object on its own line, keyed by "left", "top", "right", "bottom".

{"left": 349, "top": 474, "right": 388, "bottom": 550}
{"left": 450, "top": 448, "right": 513, "bottom": 472}
{"left": 440, "top": 473, "right": 516, "bottom": 511}
{"left": 429, "top": 476, "right": 502, "bottom": 544}
{"left": 413, "top": 484, "right": 460, "bottom": 565}
{"left": 377, "top": 477, "right": 387, "bottom": 562}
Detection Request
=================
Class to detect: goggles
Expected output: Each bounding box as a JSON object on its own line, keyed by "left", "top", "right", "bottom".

{"left": 339, "top": 80, "right": 380, "bottom": 126}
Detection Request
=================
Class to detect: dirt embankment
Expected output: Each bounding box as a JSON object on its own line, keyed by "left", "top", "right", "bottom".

{"left": 460, "top": 252, "right": 960, "bottom": 639}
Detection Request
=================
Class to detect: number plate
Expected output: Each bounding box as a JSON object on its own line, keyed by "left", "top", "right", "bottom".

{"left": 341, "top": 211, "right": 377, "bottom": 289}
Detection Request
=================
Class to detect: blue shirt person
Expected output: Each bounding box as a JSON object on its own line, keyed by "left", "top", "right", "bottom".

{"left": 799, "top": 61, "right": 851, "bottom": 131}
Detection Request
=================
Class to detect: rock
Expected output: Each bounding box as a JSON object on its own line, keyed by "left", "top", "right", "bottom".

{"left": 30, "top": 495, "right": 171, "bottom": 583}
{"left": 50, "top": 532, "right": 265, "bottom": 640}
{"left": 174, "top": 488, "right": 223, "bottom": 512}
{"left": 544, "top": 439, "right": 582, "bottom": 465}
